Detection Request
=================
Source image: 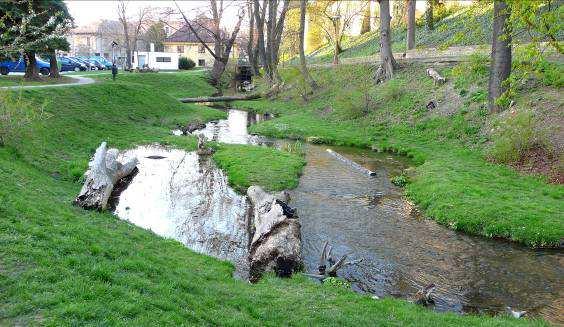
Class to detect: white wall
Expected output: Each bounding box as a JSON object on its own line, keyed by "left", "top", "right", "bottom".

{"left": 133, "top": 51, "right": 179, "bottom": 70}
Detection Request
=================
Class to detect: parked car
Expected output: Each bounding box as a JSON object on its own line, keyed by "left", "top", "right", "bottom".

{"left": 84, "top": 59, "right": 105, "bottom": 70}
{"left": 89, "top": 56, "right": 112, "bottom": 69}
{"left": 59, "top": 57, "right": 87, "bottom": 72}
{"left": 0, "top": 56, "right": 50, "bottom": 75}
{"left": 70, "top": 57, "right": 96, "bottom": 70}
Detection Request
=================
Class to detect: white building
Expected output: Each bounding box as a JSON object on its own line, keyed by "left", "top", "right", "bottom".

{"left": 133, "top": 44, "right": 179, "bottom": 70}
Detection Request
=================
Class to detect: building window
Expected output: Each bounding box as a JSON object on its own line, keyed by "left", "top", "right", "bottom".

{"left": 86, "top": 36, "right": 91, "bottom": 46}
{"left": 198, "top": 59, "right": 205, "bottom": 66}
{"left": 156, "top": 57, "right": 172, "bottom": 63}
{"left": 198, "top": 45, "right": 205, "bottom": 53}
{"left": 177, "top": 45, "right": 184, "bottom": 53}
{"left": 165, "top": 26, "right": 170, "bottom": 35}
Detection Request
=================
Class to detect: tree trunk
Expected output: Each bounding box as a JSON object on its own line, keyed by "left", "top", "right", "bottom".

{"left": 179, "top": 93, "right": 261, "bottom": 103}
{"left": 488, "top": 0, "right": 512, "bottom": 113}
{"left": 299, "top": 0, "right": 318, "bottom": 90}
{"left": 74, "top": 142, "right": 138, "bottom": 211}
{"left": 49, "top": 50, "right": 60, "bottom": 78}
{"left": 406, "top": 0, "right": 416, "bottom": 50}
{"left": 210, "top": 59, "right": 226, "bottom": 87}
{"left": 332, "top": 41, "right": 342, "bottom": 65}
{"left": 247, "top": 3, "right": 259, "bottom": 75}
{"left": 247, "top": 186, "right": 302, "bottom": 282}
{"left": 425, "top": 0, "right": 434, "bottom": 31}
{"left": 374, "top": 0, "right": 397, "bottom": 83}
{"left": 360, "top": 1, "right": 372, "bottom": 34}
{"left": 23, "top": 51, "right": 41, "bottom": 81}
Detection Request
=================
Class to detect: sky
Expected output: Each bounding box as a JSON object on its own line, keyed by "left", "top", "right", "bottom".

{"left": 65, "top": 0, "right": 242, "bottom": 28}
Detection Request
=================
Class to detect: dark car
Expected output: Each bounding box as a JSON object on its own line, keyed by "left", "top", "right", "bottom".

{"left": 0, "top": 56, "right": 50, "bottom": 75}
{"left": 70, "top": 57, "right": 96, "bottom": 70}
{"left": 59, "top": 57, "right": 87, "bottom": 72}
{"left": 85, "top": 59, "right": 105, "bottom": 70}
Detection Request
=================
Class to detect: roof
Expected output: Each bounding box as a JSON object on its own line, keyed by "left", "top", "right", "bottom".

{"left": 164, "top": 17, "right": 224, "bottom": 44}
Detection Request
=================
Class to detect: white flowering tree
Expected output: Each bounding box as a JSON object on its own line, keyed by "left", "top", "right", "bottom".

{"left": 0, "top": 0, "right": 73, "bottom": 80}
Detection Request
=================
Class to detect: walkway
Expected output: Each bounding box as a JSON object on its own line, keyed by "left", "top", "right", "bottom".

{"left": 0, "top": 75, "right": 96, "bottom": 90}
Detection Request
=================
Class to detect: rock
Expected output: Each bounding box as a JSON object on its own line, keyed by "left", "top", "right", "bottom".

{"left": 247, "top": 185, "right": 302, "bottom": 282}
{"left": 181, "top": 121, "right": 206, "bottom": 135}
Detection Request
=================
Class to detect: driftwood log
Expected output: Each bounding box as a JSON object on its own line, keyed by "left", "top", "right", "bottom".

{"left": 247, "top": 186, "right": 301, "bottom": 282}
{"left": 305, "top": 241, "right": 363, "bottom": 281}
{"left": 179, "top": 93, "right": 261, "bottom": 103}
{"left": 426, "top": 68, "right": 446, "bottom": 85}
{"left": 74, "top": 142, "right": 138, "bottom": 210}
{"left": 326, "top": 149, "right": 376, "bottom": 176}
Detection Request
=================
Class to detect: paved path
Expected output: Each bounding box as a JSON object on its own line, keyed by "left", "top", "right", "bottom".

{"left": 0, "top": 75, "right": 96, "bottom": 90}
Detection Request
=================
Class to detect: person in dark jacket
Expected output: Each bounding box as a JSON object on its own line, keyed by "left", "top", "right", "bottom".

{"left": 111, "top": 63, "right": 118, "bottom": 81}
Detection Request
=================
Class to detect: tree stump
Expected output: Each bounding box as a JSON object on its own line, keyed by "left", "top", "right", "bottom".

{"left": 74, "top": 142, "right": 138, "bottom": 210}
{"left": 247, "top": 186, "right": 302, "bottom": 282}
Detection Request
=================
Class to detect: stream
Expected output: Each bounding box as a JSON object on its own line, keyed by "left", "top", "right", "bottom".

{"left": 114, "top": 109, "right": 563, "bottom": 323}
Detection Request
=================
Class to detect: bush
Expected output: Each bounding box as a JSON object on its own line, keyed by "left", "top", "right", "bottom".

{"left": 486, "top": 109, "right": 547, "bottom": 163}
{"left": 178, "top": 57, "right": 195, "bottom": 70}
{"left": 0, "top": 90, "right": 47, "bottom": 149}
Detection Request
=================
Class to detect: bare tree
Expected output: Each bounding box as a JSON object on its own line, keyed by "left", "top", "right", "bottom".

{"left": 253, "top": 0, "right": 290, "bottom": 86}
{"left": 175, "top": 0, "right": 244, "bottom": 87}
{"left": 246, "top": 0, "right": 259, "bottom": 75}
{"left": 299, "top": 0, "right": 318, "bottom": 91}
{"left": 117, "top": 1, "right": 132, "bottom": 69}
{"left": 374, "top": 0, "right": 397, "bottom": 83}
{"left": 311, "top": 1, "right": 367, "bottom": 65}
{"left": 488, "top": 0, "right": 512, "bottom": 113}
{"left": 406, "top": 0, "right": 415, "bottom": 50}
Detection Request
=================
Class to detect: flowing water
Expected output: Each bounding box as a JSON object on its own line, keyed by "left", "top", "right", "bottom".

{"left": 115, "top": 109, "right": 563, "bottom": 323}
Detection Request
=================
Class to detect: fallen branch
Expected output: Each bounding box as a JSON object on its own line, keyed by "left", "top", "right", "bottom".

{"left": 426, "top": 68, "right": 446, "bottom": 85}
{"left": 179, "top": 94, "right": 261, "bottom": 103}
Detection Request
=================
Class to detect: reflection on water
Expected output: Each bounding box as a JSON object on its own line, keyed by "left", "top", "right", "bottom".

{"left": 192, "top": 109, "right": 271, "bottom": 145}
{"left": 292, "top": 145, "right": 563, "bottom": 322}
{"left": 114, "top": 145, "right": 250, "bottom": 277}
{"left": 118, "top": 109, "right": 563, "bottom": 323}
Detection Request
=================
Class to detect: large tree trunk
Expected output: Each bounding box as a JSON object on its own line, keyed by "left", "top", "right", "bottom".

{"left": 247, "top": 186, "right": 301, "bottom": 282}
{"left": 299, "top": 0, "right": 318, "bottom": 91}
{"left": 406, "top": 0, "right": 416, "bottom": 50}
{"left": 488, "top": 0, "right": 512, "bottom": 113}
{"left": 425, "top": 0, "right": 434, "bottom": 31}
{"left": 74, "top": 142, "right": 138, "bottom": 211}
{"left": 247, "top": 2, "right": 259, "bottom": 75}
{"left": 49, "top": 50, "right": 60, "bottom": 79}
{"left": 23, "top": 51, "right": 41, "bottom": 81}
{"left": 374, "top": 0, "right": 397, "bottom": 84}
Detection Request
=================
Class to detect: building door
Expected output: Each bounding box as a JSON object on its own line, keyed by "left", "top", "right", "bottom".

{"left": 138, "top": 55, "right": 146, "bottom": 68}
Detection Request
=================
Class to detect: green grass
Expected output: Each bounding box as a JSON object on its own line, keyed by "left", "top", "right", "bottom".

{"left": 235, "top": 63, "right": 563, "bottom": 248}
{"left": 0, "top": 75, "right": 76, "bottom": 87}
{"left": 94, "top": 70, "right": 215, "bottom": 98}
{"left": 0, "top": 68, "right": 539, "bottom": 326}
{"left": 304, "top": 3, "right": 564, "bottom": 64}
{"left": 214, "top": 144, "right": 306, "bottom": 192}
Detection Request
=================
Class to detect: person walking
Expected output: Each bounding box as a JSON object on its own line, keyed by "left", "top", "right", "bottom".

{"left": 111, "top": 62, "right": 118, "bottom": 81}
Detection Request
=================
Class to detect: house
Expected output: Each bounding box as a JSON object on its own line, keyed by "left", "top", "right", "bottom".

{"left": 163, "top": 21, "right": 238, "bottom": 68}
{"left": 133, "top": 44, "right": 179, "bottom": 70}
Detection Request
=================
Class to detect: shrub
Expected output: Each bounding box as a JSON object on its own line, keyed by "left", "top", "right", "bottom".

{"left": 178, "top": 57, "right": 195, "bottom": 70}
{"left": 391, "top": 175, "right": 409, "bottom": 187}
{"left": 486, "top": 109, "right": 547, "bottom": 163}
{"left": 0, "top": 90, "right": 47, "bottom": 149}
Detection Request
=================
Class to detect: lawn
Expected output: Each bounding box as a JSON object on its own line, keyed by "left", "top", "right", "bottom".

{"left": 234, "top": 62, "right": 563, "bottom": 248}
{"left": 0, "top": 75, "right": 76, "bottom": 87}
{"left": 0, "top": 70, "right": 538, "bottom": 326}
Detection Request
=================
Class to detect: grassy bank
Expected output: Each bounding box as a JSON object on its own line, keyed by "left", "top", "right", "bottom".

{"left": 0, "top": 71, "right": 536, "bottom": 325}
{"left": 235, "top": 62, "right": 563, "bottom": 248}
{"left": 0, "top": 75, "right": 75, "bottom": 87}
